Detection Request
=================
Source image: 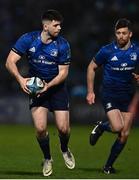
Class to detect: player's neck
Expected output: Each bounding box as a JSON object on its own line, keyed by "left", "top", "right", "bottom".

{"left": 119, "top": 40, "right": 131, "bottom": 50}
{"left": 41, "top": 31, "right": 53, "bottom": 44}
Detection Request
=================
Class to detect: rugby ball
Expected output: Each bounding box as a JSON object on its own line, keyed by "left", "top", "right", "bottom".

{"left": 26, "top": 77, "right": 44, "bottom": 95}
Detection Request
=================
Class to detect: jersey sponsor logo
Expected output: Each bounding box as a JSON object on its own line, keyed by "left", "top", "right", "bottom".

{"left": 111, "top": 56, "right": 118, "bottom": 61}
{"left": 29, "top": 47, "right": 36, "bottom": 52}
{"left": 50, "top": 49, "right": 58, "bottom": 57}
{"left": 130, "top": 52, "right": 137, "bottom": 61}
{"left": 33, "top": 59, "right": 56, "bottom": 65}
{"left": 111, "top": 66, "right": 134, "bottom": 71}
{"left": 106, "top": 103, "right": 112, "bottom": 109}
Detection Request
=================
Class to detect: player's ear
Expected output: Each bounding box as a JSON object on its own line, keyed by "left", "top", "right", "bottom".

{"left": 42, "top": 20, "right": 48, "bottom": 31}
{"left": 43, "top": 24, "right": 48, "bottom": 31}
{"left": 129, "top": 31, "right": 133, "bottom": 38}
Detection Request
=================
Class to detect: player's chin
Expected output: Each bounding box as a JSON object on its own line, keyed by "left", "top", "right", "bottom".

{"left": 118, "top": 40, "right": 127, "bottom": 46}
{"left": 54, "top": 32, "right": 60, "bottom": 36}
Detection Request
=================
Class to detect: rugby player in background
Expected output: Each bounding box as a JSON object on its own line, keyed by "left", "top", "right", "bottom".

{"left": 86, "top": 18, "right": 139, "bottom": 174}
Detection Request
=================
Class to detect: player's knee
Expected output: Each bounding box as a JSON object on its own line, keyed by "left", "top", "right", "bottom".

{"left": 59, "top": 126, "right": 69, "bottom": 134}
{"left": 59, "top": 128, "right": 68, "bottom": 134}
{"left": 112, "top": 124, "right": 123, "bottom": 133}
{"left": 122, "top": 131, "right": 130, "bottom": 139}
{"left": 36, "top": 126, "right": 46, "bottom": 137}
{"left": 120, "top": 131, "right": 129, "bottom": 143}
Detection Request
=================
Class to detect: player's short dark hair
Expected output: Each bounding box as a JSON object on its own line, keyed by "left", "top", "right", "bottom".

{"left": 115, "top": 18, "right": 132, "bottom": 31}
{"left": 41, "top": 9, "right": 63, "bottom": 22}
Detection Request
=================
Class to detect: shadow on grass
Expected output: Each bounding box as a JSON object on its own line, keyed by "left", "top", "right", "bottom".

{"left": 77, "top": 167, "right": 101, "bottom": 173}
{"left": 0, "top": 170, "right": 41, "bottom": 176}
{"left": 77, "top": 167, "right": 121, "bottom": 174}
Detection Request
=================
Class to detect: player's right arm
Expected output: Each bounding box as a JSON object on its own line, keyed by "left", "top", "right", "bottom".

{"left": 5, "top": 50, "right": 30, "bottom": 94}
{"left": 86, "top": 59, "right": 98, "bottom": 105}
{"left": 86, "top": 45, "right": 107, "bottom": 104}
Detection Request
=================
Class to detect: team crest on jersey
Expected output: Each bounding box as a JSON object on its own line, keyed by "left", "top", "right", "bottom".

{"left": 130, "top": 52, "right": 137, "bottom": 61}
{"left": 50, "top": 49, "right": 58, "bottom": 57}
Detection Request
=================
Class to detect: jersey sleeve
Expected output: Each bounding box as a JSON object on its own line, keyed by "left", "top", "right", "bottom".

{"left": 58, "top": 40, "right": 71, "bottom": 65}
{"left": 93, "top": 47, "right": 107, "bottom": 66}
{"left": 12, "top": 33, "right": 32, "bottom": 56}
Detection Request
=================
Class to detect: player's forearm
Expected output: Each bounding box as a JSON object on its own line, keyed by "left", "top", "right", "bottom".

{"left": 87, "top": 64, "right": 95, "bottom": 93}
{"left": 47, "top": 71, "right": 68, "bottom": 88}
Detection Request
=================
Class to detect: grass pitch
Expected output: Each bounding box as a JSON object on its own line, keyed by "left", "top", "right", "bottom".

{"left": 0, "top": 124, "right": 139, "bottom": 179}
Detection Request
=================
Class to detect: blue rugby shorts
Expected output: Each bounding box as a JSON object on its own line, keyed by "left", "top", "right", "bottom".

{"left": 29, "top": 83, "right": 69, "bottom": 111}
{"left": 102, "top": 94, "right": 134, "bottom": 113}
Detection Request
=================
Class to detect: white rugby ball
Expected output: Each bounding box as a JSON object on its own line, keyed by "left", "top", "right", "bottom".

{"left": 26, "top": 77, "right": 44, "bottom": 95}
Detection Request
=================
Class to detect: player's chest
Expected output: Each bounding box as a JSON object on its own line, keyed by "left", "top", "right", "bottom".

{"left": 27, "top": 41, "right": 59, "bottom": 61}
{"left": 107, "top": 50, "right": 138, "bottom": 68}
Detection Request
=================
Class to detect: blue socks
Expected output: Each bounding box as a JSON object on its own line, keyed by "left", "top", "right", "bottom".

{"left": 59, "top": 133, "right": 70, "bottom": 152}
{"left": 105, "top": 138, "right": 126, "bottom": 167}
{"left": 37, "top": 134, "right": 51, "bottom": 160}
{"left": 100, "top": 121, "right": 112, "bottom": 132}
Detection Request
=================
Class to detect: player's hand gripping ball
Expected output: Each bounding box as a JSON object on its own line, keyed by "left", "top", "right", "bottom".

{"left": 26, "top": 77, "right": 44, "bottom": 95}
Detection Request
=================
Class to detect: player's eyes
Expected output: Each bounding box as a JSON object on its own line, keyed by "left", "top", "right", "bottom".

{"left": 53, "top": 24, "right": 60, "bottom": 27}
{"left": 116, "top": 32, "right": 121, "bottom": 35}
{"left": 116, "top": 32, "right": 127, "bottom": 36}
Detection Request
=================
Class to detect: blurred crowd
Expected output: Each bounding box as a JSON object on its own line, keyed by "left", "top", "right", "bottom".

{"left": 1, "top": 0, "right": 139, "bottom": 97}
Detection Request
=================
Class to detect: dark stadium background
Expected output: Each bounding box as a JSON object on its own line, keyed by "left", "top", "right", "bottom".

{"left": 0, "top": 0, "right": 139, "bottom": 124}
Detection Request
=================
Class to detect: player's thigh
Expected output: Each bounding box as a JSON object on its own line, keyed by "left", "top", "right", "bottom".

{"left": 54, "top": 110, "right": 70, "bottom": 133}
{"left": 31, "top": 106, "right": 48, "bottom": 130}
{"left": 107, "top": 109, "right": 124, "bottom": 132}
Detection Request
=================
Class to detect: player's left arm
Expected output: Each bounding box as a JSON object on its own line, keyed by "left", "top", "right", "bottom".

{"left": 40, "top": 65, "right": 69, "bottom": 93}
{"left": 48, "top": 64, "right": 69, "bottom": 88}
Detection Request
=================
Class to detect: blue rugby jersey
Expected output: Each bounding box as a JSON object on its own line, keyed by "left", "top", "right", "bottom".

{"left": 12, "top": 31, "right": 71, "bottom": 81}
{"left": 94, "top": 41, "right": 139, "bottom": 97}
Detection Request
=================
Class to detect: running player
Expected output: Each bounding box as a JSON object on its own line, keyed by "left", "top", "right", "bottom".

{"left": 86, "top": 18, "right": 139, "bottom": 174}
